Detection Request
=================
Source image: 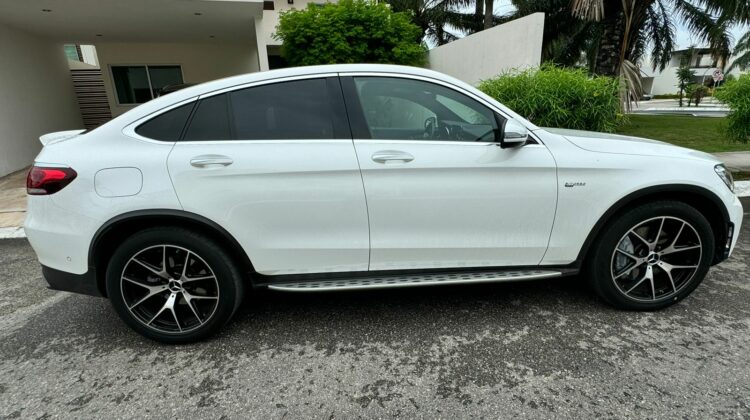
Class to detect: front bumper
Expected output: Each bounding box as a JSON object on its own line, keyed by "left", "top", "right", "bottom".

{"left": 41, "top": 265, "right": 103, "bottom": 297}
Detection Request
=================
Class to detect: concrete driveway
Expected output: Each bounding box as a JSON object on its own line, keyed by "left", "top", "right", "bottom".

{"left": 1, "top": 199, "right": 749, "bottom": 418}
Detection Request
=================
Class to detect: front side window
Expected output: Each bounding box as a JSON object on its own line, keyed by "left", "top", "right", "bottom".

{"left": 112, "top": 65, "right": 183, "bottom": 104}
{"left": 353, "top": 77, "right": 498, "bottom": 142}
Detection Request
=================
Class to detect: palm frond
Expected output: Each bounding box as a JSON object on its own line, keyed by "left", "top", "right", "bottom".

{"left": 570, "top": 0, "right": 605, "bottom": 21}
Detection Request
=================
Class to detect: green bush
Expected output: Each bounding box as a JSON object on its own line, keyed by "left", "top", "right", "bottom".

{"left": 477, "top": 65, "right": 621, "bottom": 132}
{"left": 274, "top": 0, "right": 427, "bottom": 66}
{"left": 715, "top": 74, "right": 750, "bottom": 143}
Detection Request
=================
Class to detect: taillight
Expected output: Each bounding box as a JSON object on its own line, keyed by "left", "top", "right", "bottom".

{"left": 26, "top": 166, "right": 77, "bottom": 195}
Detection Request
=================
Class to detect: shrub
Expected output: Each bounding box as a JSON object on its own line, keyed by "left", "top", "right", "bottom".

{"left": 478, "top": 64, "right": 621, "bottom": 132}
{"left": 274, "top": 0, "right": 427, "bottom": 67}
{"left": 715, "top": 74, "right": 750, "bottom": 143}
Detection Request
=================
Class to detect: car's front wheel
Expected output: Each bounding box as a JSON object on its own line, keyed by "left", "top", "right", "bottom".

{"left": 587, "top": 201, "right": 715, "bottom": 310}
{"left": 105, "top": 227, "right": 244, "bottom": 343}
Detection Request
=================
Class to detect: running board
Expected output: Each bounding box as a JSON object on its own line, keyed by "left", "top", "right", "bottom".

{"left": 267, "top": 269, "right": 562, "bottom": 292}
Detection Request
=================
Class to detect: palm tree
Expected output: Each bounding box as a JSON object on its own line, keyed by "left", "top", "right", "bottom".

{"left": 569, "top": 0, "right": 748, "bottom": 76}
{"left": 728, "top": 30, "right": 750, "bottom": 71}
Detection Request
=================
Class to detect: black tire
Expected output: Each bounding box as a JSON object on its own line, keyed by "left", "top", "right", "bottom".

{"left": 586, "top": 201, "right": 714, "bottom": 310}
{"left": 105, "top": 227, "right": 244, "bottom": 344}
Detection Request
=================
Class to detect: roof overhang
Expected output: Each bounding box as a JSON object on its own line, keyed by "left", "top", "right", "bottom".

{"left": 0, "top": 0, "right": 263, "bottom": 43}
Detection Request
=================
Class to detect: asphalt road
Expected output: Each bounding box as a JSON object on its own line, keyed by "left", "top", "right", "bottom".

{"left": 2, "top": 199, "right": 749, "bottom": 418}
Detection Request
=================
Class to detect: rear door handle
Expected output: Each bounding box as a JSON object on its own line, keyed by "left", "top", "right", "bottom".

{"left": 190, "top": 155, "right": 234, "bottom": 168}
{"left": 371, "top": 150, "right": 414, "bottom": 164}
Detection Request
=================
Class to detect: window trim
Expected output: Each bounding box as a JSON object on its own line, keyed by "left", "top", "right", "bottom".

{"left": 109, "top": 64, "right": 185, "bottom": 106}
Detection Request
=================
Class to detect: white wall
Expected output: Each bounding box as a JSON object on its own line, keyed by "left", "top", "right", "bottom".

{"left": 0, "top": 24, "right": 83, "bottom": 177}
{"left": 95, "top": 42, "right": 260, "bottom": 116}
{"left": 428, "top": 13, "right": 545, "bottom": 85}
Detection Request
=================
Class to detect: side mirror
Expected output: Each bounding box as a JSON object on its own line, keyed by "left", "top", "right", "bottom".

{"left": 499, "top": 119, "right": 529, "bottom": 149}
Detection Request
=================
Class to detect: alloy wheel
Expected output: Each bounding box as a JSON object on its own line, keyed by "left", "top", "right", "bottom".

{"left": 610, "top": 216, "right": 702, "bottom": 302}
{"left": 120, "top": 245, "right": 220, "bottom": 334}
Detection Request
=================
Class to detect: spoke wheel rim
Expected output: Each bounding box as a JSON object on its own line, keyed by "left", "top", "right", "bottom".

{"left": 610, "top": 216, "right": 702, "bottom": 302}
{"left": 120, "top": 245, "right": 220, "bottom": 334}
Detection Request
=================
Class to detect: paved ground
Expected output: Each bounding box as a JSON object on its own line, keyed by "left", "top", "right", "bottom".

{"left": 1, "top": 199, "right": 749, "bottom": 418}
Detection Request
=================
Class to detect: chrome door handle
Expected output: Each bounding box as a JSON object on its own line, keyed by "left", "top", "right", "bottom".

{"left": 190, "top": 155, "right": 234, "bottom": 168}
{"left": 371, "top": 150, "right": 414, "bottom": 164}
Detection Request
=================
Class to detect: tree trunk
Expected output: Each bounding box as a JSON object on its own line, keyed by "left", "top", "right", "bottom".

{"left": 593, "top": 4, "right": 624, "bottom": 76}
{"left": 483, "top": 0, "right": 493, "bottom": 30}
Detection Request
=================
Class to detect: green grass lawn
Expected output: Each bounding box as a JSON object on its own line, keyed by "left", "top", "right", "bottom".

{"left": 616, "top": 114, "right": 750, "bottom": 153}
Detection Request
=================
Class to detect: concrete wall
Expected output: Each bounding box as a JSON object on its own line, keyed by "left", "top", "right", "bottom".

{"left": 95, "top": 42, "right": 260, "bottom": 116}
{"left": 0, "top": 24, "right": 83, "bottom": 177}
{"left": 428, "top": 13, "right": 545, "bottom": 85}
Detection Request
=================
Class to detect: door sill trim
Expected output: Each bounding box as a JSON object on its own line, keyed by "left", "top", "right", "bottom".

{"left": 266, "top": 269, "right": 562, "bottom": 292}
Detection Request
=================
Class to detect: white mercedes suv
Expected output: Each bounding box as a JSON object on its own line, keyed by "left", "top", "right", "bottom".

{"left": 25, "top": 64, "right": 743, "bottom": 343}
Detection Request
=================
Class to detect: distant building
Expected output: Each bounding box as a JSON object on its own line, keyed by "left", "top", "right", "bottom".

{"left": 641, "top": 47, "right": 745, "bottom": 96}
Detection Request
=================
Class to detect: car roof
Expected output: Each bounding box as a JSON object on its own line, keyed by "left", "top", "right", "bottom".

{"left": 105, "top": 64, "right": 537, "bottom": 131}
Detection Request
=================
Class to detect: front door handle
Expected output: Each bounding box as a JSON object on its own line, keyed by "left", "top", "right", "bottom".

{"left": 190, "top": 155, "right": 234, "bottom": 168}
{"left": 371, "top": 150, "right": 414, "bottom": 164}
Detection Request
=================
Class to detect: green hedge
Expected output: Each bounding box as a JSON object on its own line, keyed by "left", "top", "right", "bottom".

{"left": 478, "top": 65, "right": 621, "bottom": 132}
{"left": 274, "top": 0, "right": 426, "bottom": 67}
{"left": 715, "top": 74, "right": 750, "bottom": 143}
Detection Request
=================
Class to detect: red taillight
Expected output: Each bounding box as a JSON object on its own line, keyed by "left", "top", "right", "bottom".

{"left": 26, "top": 166, "right": 77, "bottom": 195}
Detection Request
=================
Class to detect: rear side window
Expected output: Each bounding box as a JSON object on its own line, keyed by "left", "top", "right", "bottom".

{"left": 183, "top": 93, "right": 232, "bottom": 141}
{"left": 229, "top": 78, "right": 333, "bottom": 140}
{"left": 135, "top": 102, "right": 194, "bottom": 141}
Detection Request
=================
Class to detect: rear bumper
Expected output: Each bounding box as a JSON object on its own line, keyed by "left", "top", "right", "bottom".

{"left": 41, "top": 265, "right": 103, "bottom": 297}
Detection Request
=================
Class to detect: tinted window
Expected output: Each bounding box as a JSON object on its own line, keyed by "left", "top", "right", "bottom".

{"left": 230, "top": 78, "right": 334, "bottom": 140}
{"left": 135, "top": 102, "right": 194, "bottom": 141}
{"left": 183, "top": 94, "right": 232, "bottom": 141}
{"left": 354, "top": 77, "right": 497, "bottom": 142}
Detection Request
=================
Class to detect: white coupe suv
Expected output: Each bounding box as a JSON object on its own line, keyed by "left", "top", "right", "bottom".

{"left": 25, "top": 64, "right": 743, "bottom": 343}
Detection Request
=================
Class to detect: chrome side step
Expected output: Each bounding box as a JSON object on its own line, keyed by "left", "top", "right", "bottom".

{"left": 267, "top": 269, "right": 562, "bottom": 292}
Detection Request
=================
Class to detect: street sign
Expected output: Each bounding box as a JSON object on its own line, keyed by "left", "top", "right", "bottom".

{"left": 713, "top": 69, "right": 724, "bottom": 82}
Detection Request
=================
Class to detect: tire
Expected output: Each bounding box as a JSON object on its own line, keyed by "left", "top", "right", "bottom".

{"left": 586, "top": 200, "right": 714, "bottom": 310}
{"left": 105, "top": 227, "right": 244, "bottom": 344}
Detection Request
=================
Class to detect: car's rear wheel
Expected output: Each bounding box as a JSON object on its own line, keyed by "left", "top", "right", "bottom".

{"left": 587, "top": 201, "right": 715, "bottom": 310}
{"left": 105, "top": 227, "right": 244, "bottom": 343}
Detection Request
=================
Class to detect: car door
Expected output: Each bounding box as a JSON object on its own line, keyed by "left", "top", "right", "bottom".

{"left": 167, "top": 75, "right": 370, "bottom": 275}
{"left": 340, "top": 74, "right": 557, "bottom": 271}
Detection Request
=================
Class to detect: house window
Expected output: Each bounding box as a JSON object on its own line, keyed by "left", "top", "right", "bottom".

{"left": 64, "top": 44, "right": 82, "bottom": 61}
{"left": 111, "top": 65, "right": 183, "bottom": 105}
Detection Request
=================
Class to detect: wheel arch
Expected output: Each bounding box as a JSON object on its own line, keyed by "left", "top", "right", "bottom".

{"left": 89, "top": 209, "right": 256, "bottom": 297}
{"left": 576, "top": 184, "right": 730, "bottom": 267}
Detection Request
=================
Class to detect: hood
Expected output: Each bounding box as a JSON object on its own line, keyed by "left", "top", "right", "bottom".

{"left": 39, "top": 129, "right": 87, "bottom": 146}
{"left": 542, "top": 127, "right": 719, "bottom": 163}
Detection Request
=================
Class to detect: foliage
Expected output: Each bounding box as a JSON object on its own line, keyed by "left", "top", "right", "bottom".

{"left": 676, "top": 65, "right": 695, "bottom": 107}
{"left": 715, "top": 74, "right": 750, "bottom": 143}
{"left": 478, "top": 65, "right": 621, "bottom": 132}
{"left": 617, "top": 115, "right": 749, "bottom": 153}
{"left": 274, "top": 0, "right": 427, "bottom": 66}
{"left": 383, "top": 0, "right": 503, "bottom": 46}
{"left": 507, "top": 0, "right": 750, "bottom": 77}
{"left": 686, "top": 83, "right": 708, "bottom": 106}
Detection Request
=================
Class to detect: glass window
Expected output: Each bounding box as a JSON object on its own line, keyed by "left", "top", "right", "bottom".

{"left": 354, "top": 77, "right": 497, "bottom": 142}
{"left": 183, "top": 94, "right": 232, "bottom": 141}
{"left": 229, "top": 78, "right": 334, "bottom": 140}
{"left": 135, "top": 102, "right": 195, "bottom": 141}
{"left": 111, "top": 65, "right": 183, "bottom": 104}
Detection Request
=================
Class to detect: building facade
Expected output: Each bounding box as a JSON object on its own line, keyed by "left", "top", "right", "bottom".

{"left": 0, "top": 0, "right": 544, "bottom": 177}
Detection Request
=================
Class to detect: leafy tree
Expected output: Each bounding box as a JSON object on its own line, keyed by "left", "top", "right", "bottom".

{"left": 274, "top": 0, "right": 427, "bottom": 66}
{"left": 676, "top": 65, "right": 695, "bottom": 107}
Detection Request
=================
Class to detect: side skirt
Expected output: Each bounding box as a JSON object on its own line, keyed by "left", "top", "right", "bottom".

{"left": 259, "top": 267, "right": 577, "bottom": 292}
